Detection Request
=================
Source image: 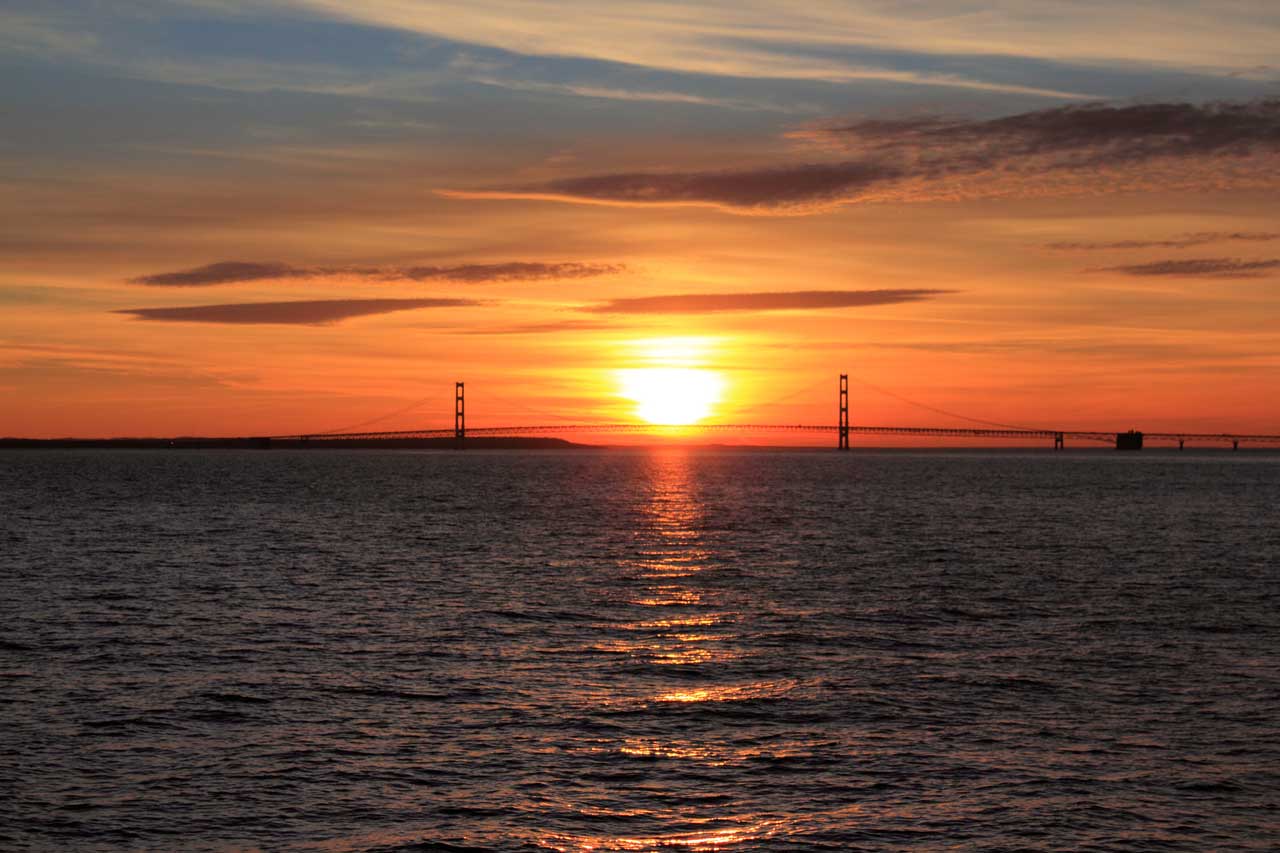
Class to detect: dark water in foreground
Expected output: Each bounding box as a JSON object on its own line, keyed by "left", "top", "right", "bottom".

{"left": 2, "top": 449, "right": 1278, "bottom": 851}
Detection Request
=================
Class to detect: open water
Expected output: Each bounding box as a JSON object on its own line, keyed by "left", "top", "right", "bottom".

{"left": 2, "top": 448, "right": 1278, "bottom": 851}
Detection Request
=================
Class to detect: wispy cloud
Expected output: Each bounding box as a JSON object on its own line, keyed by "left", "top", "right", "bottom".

{"left": 287, "top": 0, "right": 1280, "bottom": 90}
{"left": 446, "top": 100, "right": 1280, "bottom": 213}
{"left": 469, "top": 77, "right": 800, "bottom": 113}
{"left": 1090, "top": 258, "right": 1280, "bottom": 278}
{"left": 116, "top": 298, "right": 478, "bottom": 325}
{"left": 1048, "top": 232, "right": 1280, "bottom": 251}
{"left": 459, "top": 320, "right": 617, "bottom": 335}
{"left": 583, "top": 289, "right": 951, "bottom": 314}
{"left": 131, "top": 260, "right": 623, "bottom": 286}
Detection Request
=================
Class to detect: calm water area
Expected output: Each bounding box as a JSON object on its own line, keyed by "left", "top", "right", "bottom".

{"left": 2, "top": 448, "right": 1278, "bottom": 851}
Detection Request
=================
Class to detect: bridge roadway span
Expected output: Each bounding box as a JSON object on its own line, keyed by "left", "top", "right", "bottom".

{"left": 280, "top": 424, "right": 1280, "bottom": 447}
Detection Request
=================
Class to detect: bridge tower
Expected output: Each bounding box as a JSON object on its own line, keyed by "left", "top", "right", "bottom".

{"left": 838, "top": 374, "right": 849, "bottom": 450}
{"left": 455, "top": 381, "right": 465, "bottom": 448}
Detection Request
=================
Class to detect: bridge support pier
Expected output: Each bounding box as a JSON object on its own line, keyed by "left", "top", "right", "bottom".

{"left": 1233, "top": 439, "right": 1239, "bottom": 452}
{"left": 1054, "top": 432, "right": 1064, "bottom": 451}
{"left": 838, "top": 374, "right": 849, "bottom": 450}
{"left": 455, "top": 381, "right": 465, "bottom": 449}
{"left": 1179, "top": 439, "right": 1184, "bottom": 451}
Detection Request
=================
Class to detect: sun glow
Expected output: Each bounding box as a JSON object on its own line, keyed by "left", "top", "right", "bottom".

{"left": 618, "top": 367, "right": 725, "bottom": 425}
{"left": 614, "top": 337, "right": 727, "bottom": 426}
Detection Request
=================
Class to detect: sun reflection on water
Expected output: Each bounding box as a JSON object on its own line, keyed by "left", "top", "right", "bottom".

{"left": 631, "top": 587, "right": 704, "bottom": 607}
{"left": 535, "top": 452, "right": 799, "bottom": 850}
{"left": 621, "top": 453, "right": 751, "bottom": 673}
{"left": 654, "top": 678, "right": 799, "bottom": 704}
{"left": 541, "top": 819, "right": 787, "bottom": 852}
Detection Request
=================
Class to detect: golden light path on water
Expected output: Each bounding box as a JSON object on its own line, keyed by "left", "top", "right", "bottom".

{"left": 540, "top": 451, "right": 798, "bottom": 851}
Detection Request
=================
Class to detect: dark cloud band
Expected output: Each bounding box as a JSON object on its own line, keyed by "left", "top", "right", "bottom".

{"left": 132, "top": 262, "right": 301, "bottom": 286}
{"left": 1048, "top": 232, "right": 1280, "bottom": 250}
{"left": 583, "top": 289, "right": 951, "bottom": 314}
{"left": 1091, "top": 258, "right": 1280, "bottom": 278}
{"left": 116, "top": 298, "right": 478, "bottom": 325}
{"left": 538, "top": 161, "right": 895, "bottom": 210}
{"left": 131, "top": 261, "right": 623, "bottom": 286}
{"left": 810, "top": 99, "right": 1280, "bottom": 162}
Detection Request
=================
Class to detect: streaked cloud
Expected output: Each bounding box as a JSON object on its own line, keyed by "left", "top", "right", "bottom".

{"left": 446, "top": 100, "right": 1280, "bottom": 213}
{"left": 583, "top": 289, "right": 951, "bottom": 314}
{"left": 288, "top": 0, "right": 1280, "bottom": 88}
{"left": 0, "top": 360, "right": 234, "bottom": 392}
{"left": 116, "top": 298, "right": 478, "bottom": 325}
{"left": 459, "top": 320, "right": 618, "bottom": 335}
{"left": 1048, "top": 232, "right": 1280, "bottom": 251}
{"left": 0, "top": 285, "right": 61, "bottom": 306}
{"left": 131, "top": 260, "right": 623, "bottom": 286}
{"left": 1090, "top": 258, "right": 1280, "bottom": 278}
{"left": 468, "top": 77, "right": 800, "bottom": 113}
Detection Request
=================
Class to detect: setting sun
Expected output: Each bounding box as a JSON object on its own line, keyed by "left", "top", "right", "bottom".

{"left": 618, "top": 368, "right": 725, "bottom": 426}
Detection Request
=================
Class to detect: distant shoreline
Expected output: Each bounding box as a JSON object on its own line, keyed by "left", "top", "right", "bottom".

{"left": 0, "top": 436, "right": 592, "bottom": 450}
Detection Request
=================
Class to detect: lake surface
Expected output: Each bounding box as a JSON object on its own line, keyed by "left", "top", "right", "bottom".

{"left": 2, "top": 448, "right": 1278, "bottom": 851}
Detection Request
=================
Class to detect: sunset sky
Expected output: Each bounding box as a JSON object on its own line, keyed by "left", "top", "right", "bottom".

{"left": 3, "top": 1, "right": 1279, "bottom": 439}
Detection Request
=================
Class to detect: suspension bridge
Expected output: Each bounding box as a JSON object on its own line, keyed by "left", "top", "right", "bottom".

{"left": 268, "top": 377, "right": 1280, "bottom": 451}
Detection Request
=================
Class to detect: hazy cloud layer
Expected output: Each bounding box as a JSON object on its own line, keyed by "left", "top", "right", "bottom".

{"left": 583, "top": 289, "right": 950, "bottom": 314}
{"left": 1049, "top": 232, "right": 1280, "bottom": 250}
{"left": 131, "top": 261, "right": 623, "bottom": 286}
{"left": 1091, "top": 258, "right": 1280, "bottom": 278}
{"left": 449, "top": 100, "right": 1280, "bottom": 213}
{"left": 117, "top": 298, "right": 478, "bottom": 325}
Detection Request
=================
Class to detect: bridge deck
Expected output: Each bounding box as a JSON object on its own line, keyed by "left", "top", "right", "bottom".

{"left": 278, "top": 423, "right": 1280, "bottom": 445}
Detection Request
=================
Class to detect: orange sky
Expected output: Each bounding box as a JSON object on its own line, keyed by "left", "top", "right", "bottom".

{"left": 2, "top": 2, "right": 1279, "bottom": 440}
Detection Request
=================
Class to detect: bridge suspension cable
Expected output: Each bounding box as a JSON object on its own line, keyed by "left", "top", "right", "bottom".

{"left": 718, "top": 375, "right": 831, "bottom": 419}
{"left": 845, "top": 373, "right": 1040, "bottom": 432}
{"left": 306, "top": 394, "right": 443, "bottom": 436}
